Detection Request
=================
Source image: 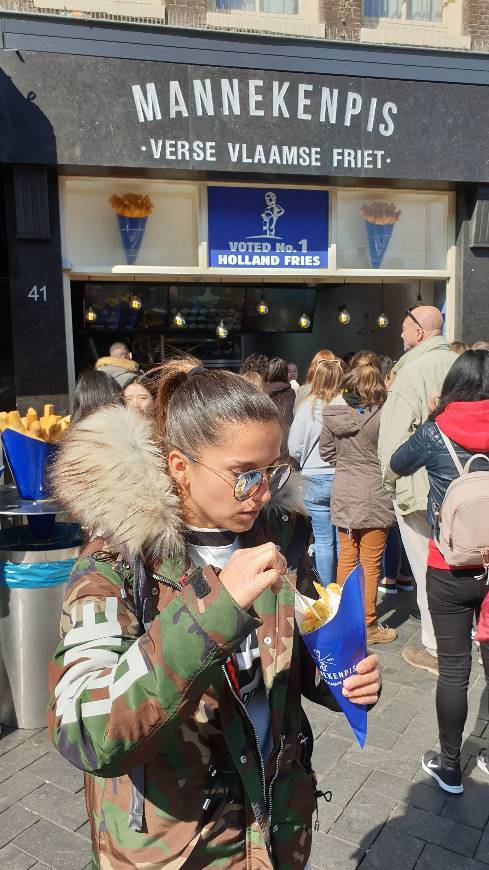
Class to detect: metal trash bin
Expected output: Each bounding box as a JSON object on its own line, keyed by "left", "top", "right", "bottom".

{"left": 0, "top": 524, "right": 81, "bottom": 729}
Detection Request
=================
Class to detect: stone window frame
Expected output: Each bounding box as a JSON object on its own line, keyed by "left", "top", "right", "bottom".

{"left": 207, "top": 0, "right": 324, "bottom": 38}
{"left": 361, "top": 0, "right": 470, "bottom": 49}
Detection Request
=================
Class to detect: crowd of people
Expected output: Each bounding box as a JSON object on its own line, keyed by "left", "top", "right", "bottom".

{"left": 45, "top": 311, "right": 489, "bottom": 867}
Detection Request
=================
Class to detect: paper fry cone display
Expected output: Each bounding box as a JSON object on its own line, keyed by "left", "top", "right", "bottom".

{"left": 361, "top": 201, "right": 401, "bottom": 269}
{"left": 1, "top": 428, "right": 57, "bottom": 500}
{"left": 109, "top": 193, "right": 154, "bottom": 266}
{"left": 116, "top": 215, "right": 148, "bottom": 265}
{"left": 296, "top": 565, "right": 367, "bottom": 747}
{"left": 365, "top": 221, "right": 395, "bottom": 269}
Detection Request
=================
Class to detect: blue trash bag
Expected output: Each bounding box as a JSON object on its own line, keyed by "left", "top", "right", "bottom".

{"left": 0, "top": 523, "right": 82, "bottom": 589}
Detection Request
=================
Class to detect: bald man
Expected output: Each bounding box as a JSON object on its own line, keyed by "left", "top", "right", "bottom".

{"left": 378, "top": 306, "right": 457, "bottom": 676}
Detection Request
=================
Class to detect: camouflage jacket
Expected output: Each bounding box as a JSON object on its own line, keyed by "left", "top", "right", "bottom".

{"left": 48, "top": 406, "right": 340, "bottom": 869}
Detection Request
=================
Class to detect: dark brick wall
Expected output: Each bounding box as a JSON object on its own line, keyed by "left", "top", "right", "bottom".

{"left": 321, "top": 0, "right": 362, "bottom": 39}
{"left": 464, "top": 0, "right": 489, "bottom": 45}
{"left": 166, "top": 0, "right": 206, "bottom": 28}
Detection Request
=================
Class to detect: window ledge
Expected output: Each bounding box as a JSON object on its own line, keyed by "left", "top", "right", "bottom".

{"left": 360, "top": 23, "right": 471, "bottom": 50}
{"left": 207, "top": 11, "right": 324, "bottom": 37}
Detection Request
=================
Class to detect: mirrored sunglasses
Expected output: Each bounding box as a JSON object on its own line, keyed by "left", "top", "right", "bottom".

{"left": 233, "top": 463, "right": 292, "bottom": 501}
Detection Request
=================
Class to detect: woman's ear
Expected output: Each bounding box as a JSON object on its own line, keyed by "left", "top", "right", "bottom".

{"left": 167, "top": 449, "right": 191, "bottom": 488}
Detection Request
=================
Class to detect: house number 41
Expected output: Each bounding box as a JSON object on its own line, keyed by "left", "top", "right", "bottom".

{"left": 27, "top": 285, "right": 47, "bottom": 302}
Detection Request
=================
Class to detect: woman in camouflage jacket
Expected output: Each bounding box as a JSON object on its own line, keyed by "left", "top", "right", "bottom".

{"left": 48, "top": 357, "right": 380, "bottom": 869}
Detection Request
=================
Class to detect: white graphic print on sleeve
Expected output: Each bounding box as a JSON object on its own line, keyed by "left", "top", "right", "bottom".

{"left": 55, "top": 596, "right": 149, "bottom": 725}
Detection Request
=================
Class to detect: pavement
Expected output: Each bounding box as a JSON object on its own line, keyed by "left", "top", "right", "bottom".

{"left": 1, "top": 587, "right": 488, "bottom": 870}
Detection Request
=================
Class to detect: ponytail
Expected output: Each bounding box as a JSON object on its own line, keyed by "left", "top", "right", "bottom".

{"left": 153, "top": 356, "right": 279, "bottom": 457}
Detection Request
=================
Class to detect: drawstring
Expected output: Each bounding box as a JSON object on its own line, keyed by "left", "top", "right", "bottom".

{"left": 475, "top": 550, "right": 489, "bottom": 584}
{"left": 314, "top": 788, "right": 332, "bottom": 831}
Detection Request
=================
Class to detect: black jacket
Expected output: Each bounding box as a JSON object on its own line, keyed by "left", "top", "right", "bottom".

{"left": 390, "top": 403, "right": 489, "bottom": 526}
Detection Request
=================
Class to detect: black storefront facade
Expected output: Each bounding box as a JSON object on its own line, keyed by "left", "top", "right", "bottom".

{"left": 1, "top": 14, "right": 489, "bottom": 412}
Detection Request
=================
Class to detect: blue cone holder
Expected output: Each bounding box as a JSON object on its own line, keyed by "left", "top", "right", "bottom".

{"left": 365, "top": 220, "right": 395, "bottom": 269}
{"left": 116, "top": 214, "right": 148, "bottom": 265}
{"left": 300, "top": 564, "right": 368, "bottom": 747}
{"left": 1, "top": 429, "right": 57, "bottom": 500}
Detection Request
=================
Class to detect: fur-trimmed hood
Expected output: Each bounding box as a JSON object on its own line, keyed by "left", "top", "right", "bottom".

{"left": 53, "top": 405, "right": 306, "bottom": 559}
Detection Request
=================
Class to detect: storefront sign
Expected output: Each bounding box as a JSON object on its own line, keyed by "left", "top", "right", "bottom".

{"left": 208, "top": 186, "right": 328, "bottom": 269}
{"left": 1, "top": 52, "right": 489, "bottom": 182}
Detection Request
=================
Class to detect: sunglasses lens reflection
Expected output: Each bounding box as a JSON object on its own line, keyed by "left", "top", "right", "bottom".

{"left": 234, "top": 471, "right": 262, "bottom": 501}
{"left": 269, "top": 464, "right": 291, "bottom": 495}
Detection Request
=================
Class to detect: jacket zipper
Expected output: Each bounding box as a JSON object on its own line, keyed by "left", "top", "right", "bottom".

{"left": 151, "top": 572, "right": 182, "bottom": 591}
{"left": 267, "top": 733, "right": 285, "bottom": 820}
{"left": 222, "top": 664, "right": 268, "bottom": 822}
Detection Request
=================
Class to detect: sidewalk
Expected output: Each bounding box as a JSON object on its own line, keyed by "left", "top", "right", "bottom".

{"left": 0, "top": 589, "right": 488, "bottom": 870}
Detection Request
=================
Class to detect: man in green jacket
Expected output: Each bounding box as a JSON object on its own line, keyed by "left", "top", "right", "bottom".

{"left": 378, "top": 306, "right": 457, "bottom": 676}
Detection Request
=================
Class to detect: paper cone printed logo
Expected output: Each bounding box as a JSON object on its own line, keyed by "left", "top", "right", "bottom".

{"left": 117, "top": 215, "right": 148, "bottom": 265}
{"left": 365, "top": 220, "right": 395, "bottom": 269}
{"left": 300, "top": 564, "right": 367, "bottom": 747}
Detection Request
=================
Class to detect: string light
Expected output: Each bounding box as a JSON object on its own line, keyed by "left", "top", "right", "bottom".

{"left": 337, "top": 281, "right": 351, "bottom": 326}
{"left": 85, "top": 306, "right": 97, "bottom": 323}
{"left": 337, "top": 305, "right": 351, "bottom": 326}
{"left": 298, "top": 312, "right": 311, "bottom": 329}
{"left": 216, "top": 319, "right": 228, "bottom": 339}
{"left": 129, "top": 294, "right": 142, "bottom": 311}
{"left": 173, "top": 281, "right": 185, "bottom": 327}
{"left": 376, "top": 280, "right": 389, "bottom": 328}
{"left": 256, "top": 292, "right": 269, "bottom": 316}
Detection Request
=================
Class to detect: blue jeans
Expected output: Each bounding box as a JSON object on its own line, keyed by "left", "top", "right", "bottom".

{"left": 302, "top": 474, "right": 338, "bottom": 586}
{"left": 382, "top": 524, "right": 413, "bottom": 579}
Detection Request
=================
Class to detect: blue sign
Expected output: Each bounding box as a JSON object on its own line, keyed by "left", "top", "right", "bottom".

{"left": 208, "top": 186, "right": 328, "bottom": 269}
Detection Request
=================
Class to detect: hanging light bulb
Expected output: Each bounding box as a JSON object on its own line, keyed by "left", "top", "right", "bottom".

{"left": 216, "top": 319, "right": 228, "bottom": 339}
{"left": 129, "top": 294, "right": 142, "bottom": 311}
{"left": 376, "top": 281, "right": 388, "bottom": 328}
{"left": 173, "top": 310, "right": 186, "bottom": 328}
{"left": 337, "top": 305, "right": 351, "bottom": 326}
{"left": 256, "top": 293, "right": 269, "bottom": 316}
{"left": 338, "top": 280, "right": 351, "bottom": 326}
{"left": 85, "top": 305, "right": 97, "bottom": 323}
{"left": 298, "top": 312, "right": 311, "bottom": 330}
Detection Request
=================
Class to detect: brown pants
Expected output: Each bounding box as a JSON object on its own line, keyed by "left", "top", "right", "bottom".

{"left": 336, "top": 528, "right": 389, "bottom": 627}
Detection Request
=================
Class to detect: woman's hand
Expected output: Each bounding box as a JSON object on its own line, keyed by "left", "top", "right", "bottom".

{"left": 219, "top": 543, "right": 287, "bottom": 611}
{"left": 341, "top": 654, "right": 381, "bottom": 706}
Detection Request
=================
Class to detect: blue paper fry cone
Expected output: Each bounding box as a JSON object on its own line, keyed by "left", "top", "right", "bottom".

{"left": 299, "top": 564, "right": 368, "bottom": 747}
{"left": 116, "top": 214, "right": 148, "bottom": 265}
{"left": 365, "top": 220, "right": 395, "bottom": 269}
{"left": 1, "top": 429, "right": 57, "bottom": 500}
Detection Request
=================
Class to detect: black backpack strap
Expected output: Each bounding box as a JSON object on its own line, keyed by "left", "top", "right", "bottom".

{"left": 300, "top": 437, "right": 321, "bottom": 471}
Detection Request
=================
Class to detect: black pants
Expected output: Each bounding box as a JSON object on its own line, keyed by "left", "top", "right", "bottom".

{"left": 427, "top": 565, "right": 489, "bottom": 769}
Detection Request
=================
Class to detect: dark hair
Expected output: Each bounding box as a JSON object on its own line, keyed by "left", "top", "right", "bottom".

{"left": 124, "top": 372, "right": 158, "bottom": 398}
{"left": 343, "top": 363, "right": 387, "bottom": 407}
{"left": 377, "top": 354, "right": 395, "bottom": 380}
{"left": 267, "top": 357, "right": 289, "bottom": 384}
{"left": 155, "top": 355, "right": 279, "bottom": 456}
{"left": 343, "top": 351, "right": 356, "bottom": 367}
{"left": 71, "top": 370, "right": 124, "bottom": 426}
{"left": 431, "top": 350, "right": 489, "bottom": 419}
{"left": 240, "top": 353, "right": 269, "bottom": 379}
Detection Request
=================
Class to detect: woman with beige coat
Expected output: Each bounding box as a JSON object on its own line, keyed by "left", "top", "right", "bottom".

{"left": 319, "top": 363, "right": 397, "bottom": 645}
